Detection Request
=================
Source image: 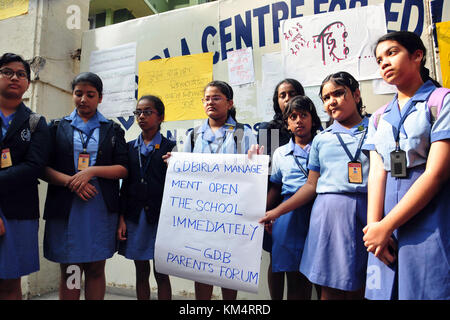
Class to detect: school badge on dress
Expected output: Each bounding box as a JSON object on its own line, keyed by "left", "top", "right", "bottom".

{"left": 21, "top": 128, "right": 31, "bottom": 142}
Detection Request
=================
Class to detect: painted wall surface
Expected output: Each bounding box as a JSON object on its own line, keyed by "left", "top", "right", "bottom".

{"left": 0, "top": 0, "right": 90, "bottom": 298}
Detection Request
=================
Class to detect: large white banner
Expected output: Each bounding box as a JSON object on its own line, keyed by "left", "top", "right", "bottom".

{"left": 155, "top": 152, "right": 269, "bottom": 293}
{"left": 281, "top": 4, "right": 387, "bottom": 87}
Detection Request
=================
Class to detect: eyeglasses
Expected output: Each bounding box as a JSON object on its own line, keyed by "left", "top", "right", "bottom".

{"left": 202, "top": 96, "right": 227, "bottom": 104}
{"left": 133, "top": 109, "right": 155, "bottom": 117}
{"left": 0, "top": 68, "right": 28, "bottom": 80}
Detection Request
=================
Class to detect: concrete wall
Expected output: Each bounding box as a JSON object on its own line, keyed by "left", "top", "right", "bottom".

{"left": 0, "top": 0, "right": 90, "bottom": 299}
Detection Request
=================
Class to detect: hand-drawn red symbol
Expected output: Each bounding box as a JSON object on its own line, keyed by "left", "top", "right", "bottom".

{"left": 284, "top": 22, "right": 310, "bottom": 56}
{"left": 313, "top": 21, "right": 349, "bottom": 65}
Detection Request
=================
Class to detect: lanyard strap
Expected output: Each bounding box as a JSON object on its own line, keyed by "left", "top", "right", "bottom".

{"left": 77, "top": 129, "right": 95, "bottom": 153}
{"left": 292, "top": 154, "right": 308, "bottom": 177}
{"left": 393, "top": 102, "right": 414, "bottom": 150}
{"left": 336, "top": 129, "right": 367, "bottom": 162}
{"left": 207, "top": 131, "right": 229, "bottom": 154}
{"left": 137, "top": 144, "right": 155, "bottom": 183}
{"left": 0, "top": 117, "right": 9, "bottom": 144}
{"left": 0, "top": 118, "right": 3, "bottom": 144}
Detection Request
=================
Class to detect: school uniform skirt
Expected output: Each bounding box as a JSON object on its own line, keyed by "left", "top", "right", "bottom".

{"left": 300, "top": 192, "right": 368, "bottom": 291}
{"left": 44, "top": 180, "right": 118, "bottom": 264}
{"left": 365, "top": 166, "right": 450, "bottom": 300}
{"left": 271, "top": 195, "right": 311, "bottom": 272}
{"left": 118, "top": 209, "right": 158, "bottom": 260}
{"left": 0, "top": 209, "right": 39, "bottom": 279}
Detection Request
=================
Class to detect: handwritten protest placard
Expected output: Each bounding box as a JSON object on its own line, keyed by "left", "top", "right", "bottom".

{"left": 436, "top": 21, "right": 450, "bottom": 88}
{"left": 89, "top": 42, "right": 137, "bottom": 118}
{"left": 155, "top": 152, "right": 269, "bottom": 293}
{"left": 0, "top": 0, "right": 28, "bottom": 21}
{"left": 281, "top": 4, "right": 386, "bottom": 86}
{"left": 227, "top": 48, "right": 255, "bottom": 86}
{"left": 138, "top": 52, "right": 213, "bottom": 122}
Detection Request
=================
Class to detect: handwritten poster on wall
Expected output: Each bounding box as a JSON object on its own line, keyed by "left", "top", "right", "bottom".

{"left": 281, "top": 4, "right": 386, "bottom": 87}
{"left": 154, "top": 152, "right": 269, "bottom": 293}
{"left": 0, "top": 0, "right": 28, "bottom": 21}
{"left": 227, "top": 48, "right": 255, "bottom": 86}
{"left": 138, "top": 52, "right": 213, "bottom": 122}
{"left": 89, "top": 42, "right": 137, "bottom": 118}
{"left": 258, "top": 52, "right": 283, "bottom": 121}
{"left": 436, "top": 21, "right": 450, "bottom": 88}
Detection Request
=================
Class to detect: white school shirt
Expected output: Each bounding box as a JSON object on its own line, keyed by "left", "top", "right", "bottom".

{"left": 270, "top": 138, "right": 310, "bottom": 196}
{"left": 183, "top": 116, "right": 257, "bottom": 154}
{"left": 363, "top": 81, "right": 450, "bottom": 171}
{"left": 308, "top": 117, "right": 369, "bottom": 194}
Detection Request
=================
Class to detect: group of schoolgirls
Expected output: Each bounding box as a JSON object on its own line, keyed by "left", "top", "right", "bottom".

{"left": 0, "top": 58, "right": 173, "bottom": 300}
{"left": 258, "top": 31, "right": 449, "bottom": 300}
{"left": 0, "top": 54, "right": 254, "bottom": 300}
{"left": 0, "top": 30, "right": 449, "bottom": 301}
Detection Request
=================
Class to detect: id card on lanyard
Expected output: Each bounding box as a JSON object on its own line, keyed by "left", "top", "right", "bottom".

{"left": 77, "top": 129, "right": 94, "bottom": 171}
{"left": 1, "top": 148, "right": 12, "bottom": 168}
{"left": 336, "top": 128, "right": 367, "bottom": 184}
{"left": 389, "top": 102, "right": 412, "bottom": 178}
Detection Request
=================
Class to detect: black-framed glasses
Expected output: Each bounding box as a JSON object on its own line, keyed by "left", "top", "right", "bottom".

{"left": 0, "top": 68, "right": 28, "bottom": 80}
{"left": 133, "top": 109, "right": 155, "bottom": 117}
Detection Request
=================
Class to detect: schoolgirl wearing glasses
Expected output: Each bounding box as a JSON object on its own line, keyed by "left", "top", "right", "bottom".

{"left": 117, "top": 95, "right": 175, "bottom": 300}
{"left": 164, "top": 80, "right": 257, "bottom": 300}
{"left": 0, "top": 53, "right": 50, "bottom": 300}
{"left": 185, "top": 81, "right": 256, "bottom": 155}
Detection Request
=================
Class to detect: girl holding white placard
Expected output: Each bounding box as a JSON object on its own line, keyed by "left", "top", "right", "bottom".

{"left": 166, "top": 80, "right": 257, "bottom": 300}
{"left": 260, "top": 71, "right": 369, "bottom": 300}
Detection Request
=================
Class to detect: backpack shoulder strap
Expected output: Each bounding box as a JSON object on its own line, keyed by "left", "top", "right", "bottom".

{"left": 190, "top": 123, "right": 247, "bottom": 153}
{"left": 233, "top": 122, "right": 245, "bottom": 153}
{"left": 235, "top": 122, "right": 245, "bottom": 130}
{"left": 29, "top": 112, "right": 43, "bottom": 134}
{"left": 50, "top": 118, "right": 62, "bottom": 127}
{"left": 373, "top": 103, "right": 389, "bottom": 129}
{"left": 427, "top": 87, "right": 450, "bottom": 124}
{"left": 48, "top": 118, "right": 62, "bottom": 137}
{"left": 190, "top": 125, "right": 201, "bottom": 151}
